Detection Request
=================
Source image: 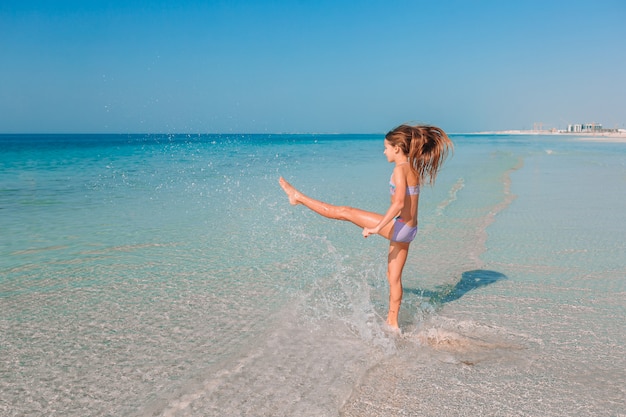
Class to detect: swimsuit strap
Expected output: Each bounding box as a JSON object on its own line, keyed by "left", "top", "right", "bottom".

{"left": 390, "top": 172, "right": 420, "bottom": 196}
{"left": 406, "top": 184, "right": 420, "bottom": 195}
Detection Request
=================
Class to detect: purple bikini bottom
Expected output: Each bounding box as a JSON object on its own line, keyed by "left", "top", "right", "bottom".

{"left": 391, "top": 218, "right": 418, "bottom": 243}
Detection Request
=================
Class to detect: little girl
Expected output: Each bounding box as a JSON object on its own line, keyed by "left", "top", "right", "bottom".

{"left": 279, "top": 124, "right": 453, "bottom": 329}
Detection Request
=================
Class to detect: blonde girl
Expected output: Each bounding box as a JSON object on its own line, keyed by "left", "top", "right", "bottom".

{"left": 279, "top": 124, "right": 453, "bottom": 329}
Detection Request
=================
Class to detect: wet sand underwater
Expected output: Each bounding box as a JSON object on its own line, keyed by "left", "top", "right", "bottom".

{"left": 1, "top": 134, "right": 624, "bottom": 416}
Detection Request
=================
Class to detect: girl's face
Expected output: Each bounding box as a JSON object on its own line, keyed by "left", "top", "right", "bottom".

{"left": 383, "top": 139, "right": 398, "bottom": 163}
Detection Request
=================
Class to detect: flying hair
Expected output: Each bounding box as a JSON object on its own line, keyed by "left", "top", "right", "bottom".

{"left": 385, "top": 124, "right": 453, "bottom": 185}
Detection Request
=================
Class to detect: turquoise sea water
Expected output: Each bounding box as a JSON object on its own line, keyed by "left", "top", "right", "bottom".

{"left": 1, "top": 133, "right": 624, "bottom": 416}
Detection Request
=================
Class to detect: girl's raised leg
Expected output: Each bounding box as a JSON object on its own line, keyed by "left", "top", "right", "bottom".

{"left": 280, "top": 177, "right": 408, "bottom": 329}
{"left": 279, "top": 177, "right": 393, "bottom": 239}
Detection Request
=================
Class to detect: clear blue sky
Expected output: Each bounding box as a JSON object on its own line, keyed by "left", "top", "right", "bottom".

{"left": 1, "top": 0, "right": 625, "bottom": 133}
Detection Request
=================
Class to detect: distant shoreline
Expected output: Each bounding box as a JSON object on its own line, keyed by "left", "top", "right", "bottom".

{"left": 2, "top": 130, "right": 625, "bottom": 143}
{"left": 467, "top": 129, "right": 626, "bottom": 143}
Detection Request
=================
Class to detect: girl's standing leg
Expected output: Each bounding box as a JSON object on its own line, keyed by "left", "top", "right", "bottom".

{"left": 386, "top": 241, "right": 410, "bottom": 328}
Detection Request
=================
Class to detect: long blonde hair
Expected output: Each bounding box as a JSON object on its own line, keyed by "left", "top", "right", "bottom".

{"left": 385, "top": 124, "right": 453, "bottom": 185}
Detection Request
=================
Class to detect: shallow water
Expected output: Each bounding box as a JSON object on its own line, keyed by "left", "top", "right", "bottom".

{"left": 1, "top": 133, "right": 624, "bottom": 416}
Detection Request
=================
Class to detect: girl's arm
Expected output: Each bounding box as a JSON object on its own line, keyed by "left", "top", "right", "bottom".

{"left": 363, "top": 167, "right": 406, "bottom": 237}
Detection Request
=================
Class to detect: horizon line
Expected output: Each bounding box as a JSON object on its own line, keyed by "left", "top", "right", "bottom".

{"left": 2, "top": 129, "right": 624, "bottom": 136}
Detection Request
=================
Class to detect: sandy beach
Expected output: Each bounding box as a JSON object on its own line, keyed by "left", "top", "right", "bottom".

{"left": 473, "top": 129, "right": 626, "bottom": 143}
{"left": 2, "top": 133, "right": 625, "bottom": 417}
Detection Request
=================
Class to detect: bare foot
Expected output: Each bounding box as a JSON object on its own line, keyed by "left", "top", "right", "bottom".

{"left": 383, "top": 322, "right": 402, "bottom": 336}
{"left": 386, "top": 320, "right": 400, "bottom": 330}
{"left": 386, "top": 315, "right": 400, "bottom": 331}
{"left": 279, "top": 177, "right": 300, "bottom": 205}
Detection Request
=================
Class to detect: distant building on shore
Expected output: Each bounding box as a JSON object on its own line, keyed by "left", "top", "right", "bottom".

{"left": 565, "top": 123, "right": 617, "bottom": 133}
{"left": 567, "top": 123, "right": 601, "bottom": 133}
